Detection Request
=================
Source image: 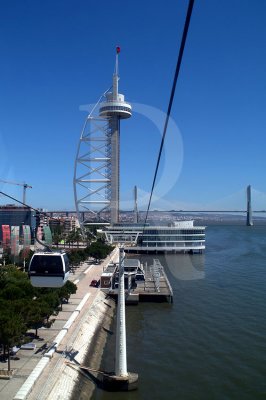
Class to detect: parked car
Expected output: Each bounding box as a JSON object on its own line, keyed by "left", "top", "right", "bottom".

{"left": 90, "top": 279, "right": 100, "bottom": 287}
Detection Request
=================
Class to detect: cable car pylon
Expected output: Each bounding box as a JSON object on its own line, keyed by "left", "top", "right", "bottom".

{"left": 102, "top": 246, "right": 138, "bottom": 391}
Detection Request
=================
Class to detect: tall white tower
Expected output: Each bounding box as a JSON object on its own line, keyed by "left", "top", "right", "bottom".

{"left": 74, "top": 47, "right": 131, "bottom": 226}
{"left": 99, "top": 47, "right": 132, "bottom": 223}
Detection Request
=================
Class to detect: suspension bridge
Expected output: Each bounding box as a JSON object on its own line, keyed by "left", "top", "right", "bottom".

{"left": 43, "top": 186, "right": 266, "bottom": 227}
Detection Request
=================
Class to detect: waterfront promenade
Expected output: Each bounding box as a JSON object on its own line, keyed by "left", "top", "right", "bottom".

{"left": 0, "top": 247, "right": 119, "bottom": 400}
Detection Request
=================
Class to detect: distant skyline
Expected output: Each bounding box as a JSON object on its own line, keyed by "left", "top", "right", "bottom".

{"left": 0, "top": 0, "right": 266, "bottom": 211}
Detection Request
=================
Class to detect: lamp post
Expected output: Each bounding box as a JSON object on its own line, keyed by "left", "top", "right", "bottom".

{"left": 21, "top": 222, "right": 26, "bottom": 271}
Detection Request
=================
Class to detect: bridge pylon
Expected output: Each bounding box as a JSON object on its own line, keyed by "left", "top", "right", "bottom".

{"left": 246, "top": 185, "right": 253, "bottom": 226}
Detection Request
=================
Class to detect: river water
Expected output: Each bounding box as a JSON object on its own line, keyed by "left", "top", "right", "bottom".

{"left": 92, "top": 225, "right": 266, "bottom": 400}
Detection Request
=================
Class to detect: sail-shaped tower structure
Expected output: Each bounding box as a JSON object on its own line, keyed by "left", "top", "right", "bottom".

{"left": 74, "top": 47, "right": 131, "bottom": 227}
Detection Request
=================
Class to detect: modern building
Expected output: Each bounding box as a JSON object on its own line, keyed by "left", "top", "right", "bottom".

{"left": 63, "top": 217, "right": 79, "bottom": 234}
{"left": 35, "top": 212, "right": 80, "bottom": 240}
{"left": 48, "top": 216, "right": 79, "bottom": 234}
{"left": 0, "top": 204, "right": 36, "bottom": 241}
{"left": 100, "top": 220, "right": 206, "bottom": 254}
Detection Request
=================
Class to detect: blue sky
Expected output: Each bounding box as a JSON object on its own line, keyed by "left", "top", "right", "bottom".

{"left": 0, "top": 0, "right": 265, "bottom": 211}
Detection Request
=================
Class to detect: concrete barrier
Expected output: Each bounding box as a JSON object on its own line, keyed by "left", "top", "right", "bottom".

{"left": 13, "top": 358, "right": 49, "bottom": 399}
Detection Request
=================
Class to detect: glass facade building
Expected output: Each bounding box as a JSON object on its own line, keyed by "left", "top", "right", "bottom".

{"left": 0, "top": 205, "right": 36, "bottom": 242}
{"left": 101, "top": 220, "right": 206, "bottom": 254}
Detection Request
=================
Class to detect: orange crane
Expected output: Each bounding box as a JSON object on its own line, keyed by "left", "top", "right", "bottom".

{"left": 0, "top": 179, "right": 32, "bottom": 204}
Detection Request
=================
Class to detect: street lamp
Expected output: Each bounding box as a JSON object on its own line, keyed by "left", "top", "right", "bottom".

{"left": 21, "top": 222, "right": 26, "bottom": 271}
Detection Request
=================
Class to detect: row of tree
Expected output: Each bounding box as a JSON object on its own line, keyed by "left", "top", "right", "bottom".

{"left": 0, "top": 237, "right": 114, "bottom": 371}
{"left": 52, "top": 227, "right": 84, "bottom": 248}
{"left": 1, "top": 237, "right": 114, "bottom": 272}
{"left": 67, "top": 239, "right": 114, "bottom": 267}
{"left": 0, "top": 266, "right": 77, "bottom": 371}
{"left": 51, "top": 226, "right": 96, "bottom": 248}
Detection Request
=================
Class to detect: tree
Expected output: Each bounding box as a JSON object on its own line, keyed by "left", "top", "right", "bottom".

{"left": 1, "top": 284, "right": 26, "bottom": 301}
{"left": 65, "top": 231, "right": 76, "bottom": 248}
{"left": 53, "top": 232, "right": 61, "bottom": 248}
{"left": 1, "top": 250, "right": 12, "bottom": 266}
{"left": 38, "top": 292, "right": 61, "bottom": 323}
{"left": 83, "top": 227, "right": 94, "bottom": 246}
{"left": 0, "top": 301, "right": 26, "bottom": 371}
{"left": 68, "top": 250, "right": 82, "bottom": 269}
{"left": 0, "top": 266, "right": 23, "bottom": 291}
{"left": 19, "top": 301, "right": 44, "bottom": 338}
{"left": 85, "top": 240, "right": 114, "bottom": 262}
{"left": 18, "top": 249, "right": 34, "bottom": 271}
{"left": 57, "top": 281, "right": 77, "bottom": 309}
{"left": 74, "top": 228, "right": 83, "bottom": 248}
{"left": 51, "top": 225, "right": 64, "bottom": 248}
{"left": 0, "top": 267, "right": 79, "bottom": 369}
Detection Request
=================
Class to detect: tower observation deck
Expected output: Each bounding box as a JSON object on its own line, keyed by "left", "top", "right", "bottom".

{"left": 74, "top": 47, "right": 131, "bottom": 227}
{"left": 99, "top": 47, "right": 132, "bottom": 223}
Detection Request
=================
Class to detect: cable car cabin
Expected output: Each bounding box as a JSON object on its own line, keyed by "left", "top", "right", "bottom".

{"left": 29, "top": 251, "right": 70, "bottom": 288}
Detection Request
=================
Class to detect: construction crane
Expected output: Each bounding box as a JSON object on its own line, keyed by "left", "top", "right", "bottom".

{"left": 0, "top": 179, "right": 32, "bottom": 204}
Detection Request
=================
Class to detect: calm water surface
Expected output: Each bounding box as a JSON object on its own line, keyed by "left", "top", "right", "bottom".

{"left": 92, "top": 225, "right": 266, "bottom": 400}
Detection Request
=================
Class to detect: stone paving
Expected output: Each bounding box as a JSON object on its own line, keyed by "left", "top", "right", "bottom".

{"left": 0, "top": 248, "right": 119, "bottom": 400}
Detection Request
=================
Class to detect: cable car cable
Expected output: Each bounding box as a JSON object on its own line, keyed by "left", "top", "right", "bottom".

{"left": 142, "top": 0, "right": 195, "bottom": 233}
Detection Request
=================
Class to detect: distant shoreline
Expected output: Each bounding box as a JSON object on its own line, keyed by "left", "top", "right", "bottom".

{"left": 195, "top": 219, "right": 266, "bottom": 226}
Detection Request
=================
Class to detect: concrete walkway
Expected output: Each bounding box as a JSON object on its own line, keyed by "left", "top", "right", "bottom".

{"left": 0, "top": 247, "right": 119, "bottom": 400}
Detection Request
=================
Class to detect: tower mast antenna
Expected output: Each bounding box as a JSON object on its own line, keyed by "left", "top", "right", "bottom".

{"left": 115, "top": 46, "right": 120, "bottom": 75}
{"left": 113, "top": 46, "right": 120, "bottom": 100}
{"left": 99, "top": 46, "right": 132, "bottom": 224}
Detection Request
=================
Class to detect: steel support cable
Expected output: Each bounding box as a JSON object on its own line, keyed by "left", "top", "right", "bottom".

{"left": 142, "top": 0, "right": 195, "bottom": 234}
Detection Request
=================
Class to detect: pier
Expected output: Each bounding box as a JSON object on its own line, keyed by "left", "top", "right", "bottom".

{"left": 103, "top": 259, "right": 173, "bottom": 304}
{"left": 131, "top": 266, "right": 173, "bottom": 303}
